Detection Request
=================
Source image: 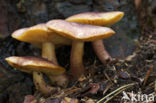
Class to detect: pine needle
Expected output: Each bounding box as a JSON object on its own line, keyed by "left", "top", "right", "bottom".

{"left": 97, "top": 83, "right": 135, "bottom": 103}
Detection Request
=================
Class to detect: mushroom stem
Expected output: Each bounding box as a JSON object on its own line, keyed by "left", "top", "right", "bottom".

{"left": 42, "top": 42, "right": 68, "bottom": 87}
{"left": 42, "top": 42, "right": 58, "bottom": 65}
{"left": 70, "top": 40, "right": 85, "bottom": 79}
{"left": 92, "top": 40, "right": 112, "bottom": 63}
{"left": 48, "top": 74, "right": 68, "bottom": 87}
{"left": 33, "top": 71, "right": 57, "bottom": 96}
{"left": 31, "top": 42, "right": 58, "bottom": 95}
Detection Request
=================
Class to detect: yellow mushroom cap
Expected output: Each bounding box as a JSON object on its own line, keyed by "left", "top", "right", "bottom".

{"left": 11, "top": 24, "right": 71, "bottom": 46}
{"left": 5, "top": 56, "right": 65, "bottom": 75}
{"left": 66, "top": 11, "right": 124, "bottom": 26}
{"left": 46, "top": 20, "right": 115, "bottom": 41}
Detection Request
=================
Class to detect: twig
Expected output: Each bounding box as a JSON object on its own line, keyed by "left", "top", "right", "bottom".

{"left": 143, "top": 65, "right": 153, "bottom": 86}
{"left": 154, "top": 80, "right": 156, "bottom": 95}
{"left": 104, "top": 71, "right": 113, "bottom": 84}
{"left": 103, "top": 83, "right": 112, "bottom": 95}
{"left": 97, "top": 83, "right": 135, "bottom": 103}
{"left": 104, "top": 87, "right": 129, "bottom": 103}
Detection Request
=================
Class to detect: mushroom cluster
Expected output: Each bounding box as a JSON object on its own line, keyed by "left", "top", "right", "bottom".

{"left": 66, "top": 11, "right": 124, "bottom": 63}
{"left": 5, "top": 11, "right": 124, "bottom": 96}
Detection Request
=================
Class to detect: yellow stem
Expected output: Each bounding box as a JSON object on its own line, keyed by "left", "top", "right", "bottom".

{"left": 42, "top": 42, "right": 68, "bottom": 87}
{"left": 42, "top": 42, "right": 58, "bottom": 65}
{"left": 33, "top": 71, "right": 56, "bottom": 96}
{"left": 32, "top": 42, "right": 58, "bottom": 96}
{"left": 70, "top": 40, "right": 85, "bottom": 79}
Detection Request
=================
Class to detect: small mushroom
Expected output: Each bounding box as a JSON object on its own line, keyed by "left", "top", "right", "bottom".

{"left": 66, "top": 11, "right": 124, "bottom": 63}
{"left": 46, "top": 20, "right": 115, "bottom": 79}
{"left": 5, "top": 56, "right": 65, "bottom": 96}
{"left": 12, "top": 24, "right": 69, "bottom": 86}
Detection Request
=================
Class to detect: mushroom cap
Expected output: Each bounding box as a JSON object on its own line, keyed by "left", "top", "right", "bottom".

{"left": 46, "top": 20, "right": 115, "bottom": 41}
{"left": 5, "top": 56, "right": 65, "bottom": 75}
{"left": 12, "top": 24, "right": 71, "bottom": 46}
{"left": 66, "top": 11, "right": 124, "bottom": 26}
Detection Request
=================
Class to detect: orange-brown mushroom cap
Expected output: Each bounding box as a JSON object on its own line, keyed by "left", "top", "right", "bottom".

{"left": 5, "top": 56, "right": 65, "bottom": 75}
{"left": 46, "top": 20, "right": 115, "bottom": 41}
{"left": 66, "top": 11, "right": 124, "bottom": 26}
{"left": 11, "top": 24, "right": 71, "bottom": 46}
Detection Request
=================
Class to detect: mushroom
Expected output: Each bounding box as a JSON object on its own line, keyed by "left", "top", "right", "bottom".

{"left": 5, "top": 56, "right": 65, "bottom": 96}
{"left": 66, "top": 11, "right": 124, "bottom": 63}
{"left": 12, "top": 24, "right": 69, "bottom": 87}
{"left": 46, "top": 20, "right": 115, "bottom": 79}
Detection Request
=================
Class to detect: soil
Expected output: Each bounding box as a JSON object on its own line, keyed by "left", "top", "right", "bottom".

{"left": 0, "top": 0, "right": 156, "bottom": 103}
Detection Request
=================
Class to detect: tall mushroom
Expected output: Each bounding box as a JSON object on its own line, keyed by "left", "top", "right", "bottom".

{"left": 12, "top": 24, "right": 69, "bottom": 87}
{"left": 66, "top": 11, "right": 124, "bottom": 63}
{"left": 5, "top": 56, "right": 65, "bottom": 96}
{"left": 46, "top": 20, "right": 115, "bottom": 79}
